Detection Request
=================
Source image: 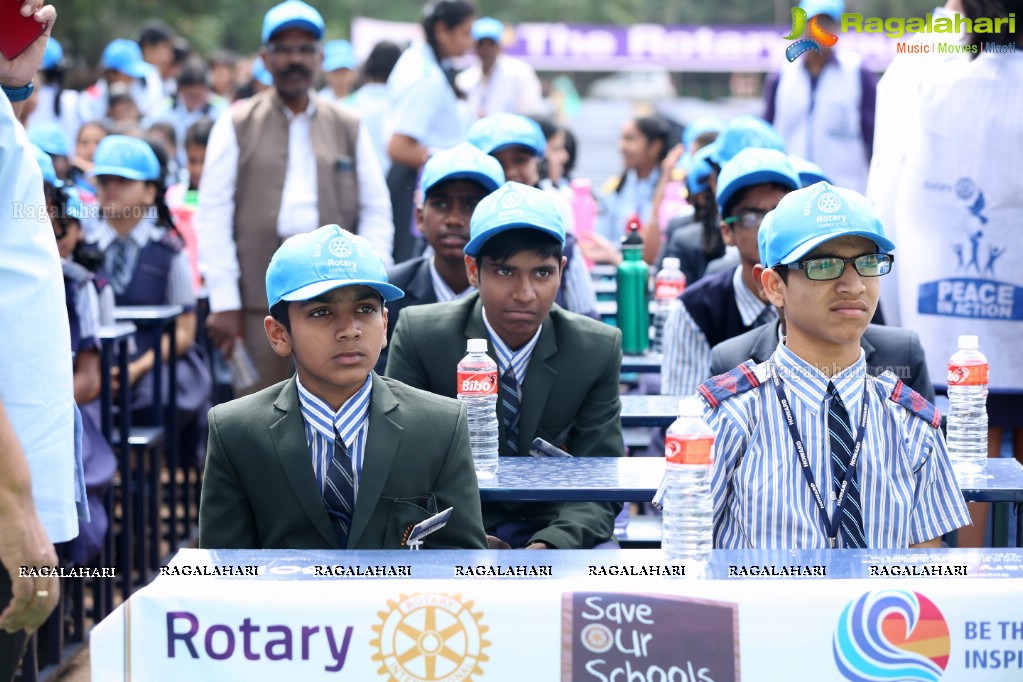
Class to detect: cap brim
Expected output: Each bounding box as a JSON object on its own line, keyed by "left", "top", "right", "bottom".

{"left": 267, "top": 20, "right": 323, "bottom": 42}
{"left": 424, "top": 170, "right": 502, "bottom": 195}
{"left": 464, "top": 222, "right": 564, "bottom": 257}
{"left": 718, "top": 169, "right": 800, "bottom": 211}
{"left": 88, "top": 165, "right": 153, "bottom": 181}
{"left": 776, "top": 230, "right": 896, "bottom": 266}
{"left": 485, "top": 141, "right": 544, "bottom": 158}
{"left": 473, "top": 31, "right": 502, "bottom": 42}
{"left": 278, "top": 279, "right": 404, "bottom": 305}
{"left": 324, "top": 59, "right": 357, "bottom": 72}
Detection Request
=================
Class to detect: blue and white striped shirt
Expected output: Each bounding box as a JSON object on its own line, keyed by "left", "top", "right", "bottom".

{"left": 429, "top": 257, "right": 473, "bottom": 303}
{"left": 562, "top": 242, "right": 599, "bottom": 317}
{"left": 702, "top": 341, "right": 971, "bottom": 549}
{"left": 662, "top": 265, "right": 775, "bottom": 395}
{"left": 482, "top": 309, "right": 541, "bottom": 389}
{"left": 297, "top": 375, "right": 372, "bottom": 500}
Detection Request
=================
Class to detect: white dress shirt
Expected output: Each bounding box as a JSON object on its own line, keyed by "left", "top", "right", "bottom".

{"left": 196, "top": 92, "right": 394, "bottom": 313}
{"left": 1, "top": 92, "right": 78, "bottom": 542}
{"left": 456, "top": 55, "right": 546, "bottom": 120}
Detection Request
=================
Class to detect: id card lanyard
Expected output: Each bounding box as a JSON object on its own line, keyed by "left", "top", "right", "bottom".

{"left": 768, "top": 362, "right": 870, "bottom": 548}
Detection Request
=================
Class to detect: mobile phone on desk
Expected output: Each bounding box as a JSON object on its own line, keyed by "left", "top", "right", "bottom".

{"left": 0, "top": 2, "right": 46, "bottom": 61}
{"left": 529, "top": 437, "right": 572, "bottom": 458}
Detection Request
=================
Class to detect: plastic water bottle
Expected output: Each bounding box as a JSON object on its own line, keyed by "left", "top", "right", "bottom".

{"left": 946, "top": 334, "right": 989, "bottom": 479}
{"left": 662, "top": 397, "right": 715, "bottom": 563}
{"left": 652, "top": 257, "right": 686, "bottom": 354}
{"left": 616, "top": 215, "right": 650, "bottom": 355}
{"left": 457, "top": 339, "right": 500, "bottom": 478}
{"left": 227, "top": 337, "right": 260, "bottom": 394}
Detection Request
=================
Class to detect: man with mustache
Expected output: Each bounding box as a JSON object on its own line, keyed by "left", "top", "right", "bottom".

{"left": 377, "top": 143, "right": 504, "bottom": 371}
{"left": 197, "top": 0, "right": 393, "bottom": 394}
{"left": 695, "top": 183, "right": 969, "bottom": 549}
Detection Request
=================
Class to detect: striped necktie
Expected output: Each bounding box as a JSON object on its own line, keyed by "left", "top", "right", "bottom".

{"left": 500, "top": 367, "right": 520, "bottom": 455}
{"left": 110, "top": 239, "right": 134, "bottom": 292}
{"left": 323, "top": 428, "right": 356, "bottom": 547}
{"left": 827, "top": 381, "right": 866, "bottom": 548}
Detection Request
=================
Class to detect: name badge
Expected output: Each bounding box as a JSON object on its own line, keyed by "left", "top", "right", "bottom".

{"left": 335, "top": 156, "right": 354, "bottom": 172}
{"left": 406, "top": 507, "right": 453, "bottom": 549}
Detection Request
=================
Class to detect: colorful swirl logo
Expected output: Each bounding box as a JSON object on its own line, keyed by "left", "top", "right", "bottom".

{"left": 834, "top": 591, "right": 950, "bottom": 682}
{"left": 784, "top": 7, "right": 840, "bottom": 62}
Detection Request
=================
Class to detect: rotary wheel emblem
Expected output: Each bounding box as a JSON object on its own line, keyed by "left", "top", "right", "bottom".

{"left": 499, "top": 191, "right": 522, "bottom": 209}
{"left": 816, "top": 192, "right": 842, "bottom": 213}
{"left": 371, "top": 593, "right": 490, "bottom": 681}
{"left": 328, "top": 236, "right": 352, "bottom": 258}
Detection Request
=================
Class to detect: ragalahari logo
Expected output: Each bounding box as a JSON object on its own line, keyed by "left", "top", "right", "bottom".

{"left": 784, "top": 7, "right": 839, "bottom": 61}
{"left": 833, "top": 590, "right": 951, "bottom": 682}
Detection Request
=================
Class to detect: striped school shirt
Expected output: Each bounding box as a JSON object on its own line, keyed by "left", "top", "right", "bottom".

{"left": 297, "top": 375, "right": 372, "bottom": 501}
{"left": 662, "top": 265, "right": 776, "bottom": 395}
{"left": 702, "top": 341, "right": 971, "bottom": 549}
{"left": 429, "top": 257, "right": 474, "bottom": 303}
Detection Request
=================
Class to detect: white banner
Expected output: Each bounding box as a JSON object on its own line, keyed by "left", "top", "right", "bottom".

{"left": 92, "top": 549, "right": 1023, "bottom": 681}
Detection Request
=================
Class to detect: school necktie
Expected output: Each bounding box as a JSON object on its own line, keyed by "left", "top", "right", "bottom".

{"left": 323, "top": 428, "right": 356, "bottom": 548}
{"left": 500, "top": 367, "right": 520, "bottom": 455}
{"left": 110, "top": 239, "right": 133, "bottom": 292}
{"left": 827, "top": 381, "right": 866, "bottom": 548}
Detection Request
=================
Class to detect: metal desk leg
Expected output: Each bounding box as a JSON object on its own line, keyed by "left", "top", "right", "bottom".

{"left": 116, "top": 345, "right": 134, "bottom": 599}
{"left": 993, "top": 503, "right": 1009, "bottom": 548}
{"left": 166, "top": 318, "right": 180, "bottom": 548}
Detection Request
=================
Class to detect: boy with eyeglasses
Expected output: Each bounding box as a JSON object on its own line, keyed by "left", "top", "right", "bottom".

{"left": 696, "top": 182, "right": 969, "bottom": 549}
{"left": 662, "top": 148, "right": 800, "bottom": 396}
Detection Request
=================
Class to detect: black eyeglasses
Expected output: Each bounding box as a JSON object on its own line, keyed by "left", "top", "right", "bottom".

{"left": 784, "top": 253, "right": 894, "bottom": 281}
{"left": 265, "top": 43, "right": 319, "bottom": 57}
{"left": 723, "top": 209, "right": 769, "bottom": 229}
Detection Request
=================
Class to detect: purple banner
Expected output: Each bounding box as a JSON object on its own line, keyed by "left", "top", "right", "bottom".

{"left": 352, "top": 18, "right": 898, "bottom": 72}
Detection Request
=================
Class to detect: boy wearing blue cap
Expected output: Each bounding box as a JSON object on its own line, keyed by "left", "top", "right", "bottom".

{"left": 319, "top": 39, "right": 357, "bottom": 104}
{"left": 456, "top": 17, "right": 544, "bottom": 119}
{"left": 469, "top": 113, "right": 598, "bottom": 317}
{"left": 79, "top": 38, "right": 163, "bottom": 122}
{"left": 387, "top": 182, "right": 625, "bottom": 550}
{"left": 697, "top": 182, "right": 969, "bottom": 549}
{"left": 662, "top": 148, "right": 800, "bottom": 397}
{"left": 199, "top": 225, "right": 487, "bottom": 550}
{"left": 378, "top": 143, "right": 504, "bottom": 371}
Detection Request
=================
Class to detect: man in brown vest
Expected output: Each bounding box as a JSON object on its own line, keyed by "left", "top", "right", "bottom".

{"left": 196, "top": 0, "right": 393, "bottom": 393}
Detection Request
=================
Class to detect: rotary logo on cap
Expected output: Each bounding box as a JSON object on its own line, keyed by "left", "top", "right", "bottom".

{"left": 500, "top": 191, "right": 523, "bottom": 210}
{"left": 817, "top": 192, "right": 842, "bottom": 213}
{"left": 328, "top": 236, "right": 353, "bottom": 259}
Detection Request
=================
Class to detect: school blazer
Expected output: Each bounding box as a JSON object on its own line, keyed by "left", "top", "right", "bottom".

{"left": 385, "top": 293, "right": 625, "bottom": 549}
{"left": 198, "top": 373, "right": 487, "bottom": 550}
{"left": 709, "top": 321, "right": 935, "bottom": 404}
{"left": 377, "top": 256, "right": 438, "bottom": 373}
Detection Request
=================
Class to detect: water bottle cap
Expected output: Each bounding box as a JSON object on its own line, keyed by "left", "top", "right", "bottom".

{"left": 467, "top": 338, "right": 489, "bottom": 353}
{"left": 678, "top": 397, "right": 704, "bottom": 417}
{"left": 662, "top": 257, "right": 681, "bottom": 271}
{"left": 957, "top": 335, "right": 979, "bottom": 350}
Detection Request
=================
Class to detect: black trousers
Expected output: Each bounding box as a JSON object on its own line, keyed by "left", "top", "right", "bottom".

{"left": 0, "top": 566, "right": 28, "bottom": 682}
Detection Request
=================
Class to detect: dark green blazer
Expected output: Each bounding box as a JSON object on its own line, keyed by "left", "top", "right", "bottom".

{"left": 385, "top": 293, "right": 625, "bottom": 549}
{"left": 198, "top": 373, "right": 487, "bottom": 550}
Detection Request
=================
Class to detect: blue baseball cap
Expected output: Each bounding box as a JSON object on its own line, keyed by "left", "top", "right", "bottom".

{"left": 30, "top": 144, "right": 58, "bottom": 185}
{"left": 716, "top": 148, "right": 800, "bottom": 216}
{"left": 266, "top": 225, "right": 403, "bottom": 309}
{"left": 28, "top": 123, "right": 72, "bottom": 158}
{"left": 63, "top": 186, "right": 85, "bottom": 221}
{"left": 710, "top": 115, "right": 786, "bottom": 166}
{"left": 262, "top": 0, "right": 325, "bottom": 43}
{"left": 800, "top": 0, "right": 845, "bottom": 22}
{"left": 685, "top": 144, "right": 716, "bottom": 197}
{"left": 465, "top": 182, "right": 565, "bottom": 257}
{"left": 251, "top": 57, "right": 273, "bottom": 86}
{"left": 758, "top": 182, "right": 896, "bottom": 267}
{"left": 323, "top": 40, "right": 356, "bottom": 72}
{"left": 101, "top": 39, "right": 151, "bottom": 79}
{"left": 42, "top": 38, "right": 64, "bottom": 70}
{"left": 472, "top": 17, "right": 505, "bottom": 42}
{"left": 468, "top": 113, "right": 547, "bottom": 158}
{"left": 88, "top": 135, "right": 161, "bottom": 181}
{"left": 421, "top": 143, "right": 506, "bottom": 196}
{"left": 788, "top": 155, "right": 830, "bottom": 187}
{"left": 683, "top": 116, "right": 724, "bottom": 150}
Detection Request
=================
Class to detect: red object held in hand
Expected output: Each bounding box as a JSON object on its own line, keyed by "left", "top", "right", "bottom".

{"left": 0, "top": 2, "right": 46, "bottom": 61}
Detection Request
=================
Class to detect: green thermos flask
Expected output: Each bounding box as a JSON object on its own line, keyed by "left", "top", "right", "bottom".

{"left": 616, "top": 216, "right": 649, "bottom": 355}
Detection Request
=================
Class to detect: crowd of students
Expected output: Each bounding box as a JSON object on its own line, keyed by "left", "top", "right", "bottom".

{"left": 3, "top": 0, "right": 1022, "bottom": 674}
